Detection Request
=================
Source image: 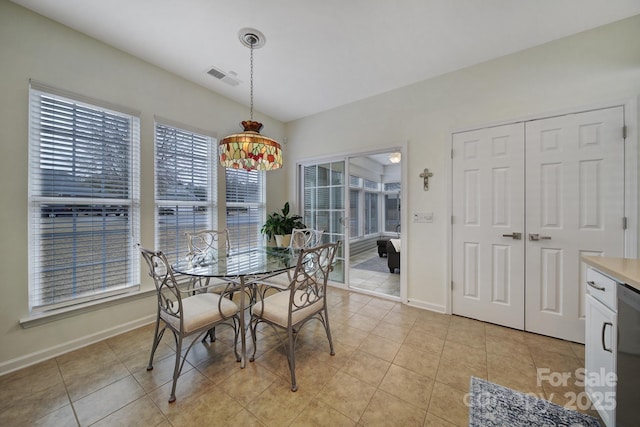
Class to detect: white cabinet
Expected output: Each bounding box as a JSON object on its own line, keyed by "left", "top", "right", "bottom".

{"left": 585, "top": 268, "right": 618, "bottom": 427}
{"left": 585, "top": 294, "right": 616, "bottom": 426}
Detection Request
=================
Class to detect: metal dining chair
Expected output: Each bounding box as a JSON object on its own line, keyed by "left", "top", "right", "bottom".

{"left": 249, "top": 241, "right": 340, "bottom": 391}
{"left": 139, "top": 245, "right": 240, "bottom": 403}
{"left": 261, "top": 228, "right": 325, "bottom": 290}
{"left": 184, "top": 229, "right": 239, "bottom": 342}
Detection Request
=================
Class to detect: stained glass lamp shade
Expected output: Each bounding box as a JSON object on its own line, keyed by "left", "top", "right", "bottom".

{"left": 219, "top": 120, "right": 282, "bottom": 171}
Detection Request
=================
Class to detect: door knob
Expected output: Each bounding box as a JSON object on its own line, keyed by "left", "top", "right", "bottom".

{"left": 502, "top": 232, "right": 522, "bottom": 240}
{"left": 529, "top": 233, "right": 551, "bottom": 241}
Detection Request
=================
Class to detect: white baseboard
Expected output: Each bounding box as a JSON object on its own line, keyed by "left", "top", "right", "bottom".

{"left": 328, "top": 283, "right": 445, "bottom": 312}
{"left": 0, "top": 315, "right": 155, "bottom": 377}
{"left": 327, "top": 281, "right": 348, "bottom": 290}
{"left": 407, "top": 298, "right": 447, "bottom": 314}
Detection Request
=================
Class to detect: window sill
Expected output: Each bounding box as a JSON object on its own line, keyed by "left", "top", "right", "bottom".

{"left": 20, "top": 288, "right": 155, "bottom": 328}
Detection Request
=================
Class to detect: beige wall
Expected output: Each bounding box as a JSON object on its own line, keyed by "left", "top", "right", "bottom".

{"left": 285, "top": 15, "right": 640, "bottom": 310}
{"left": 0, "top": 1, "right": 286, "bottom": 373}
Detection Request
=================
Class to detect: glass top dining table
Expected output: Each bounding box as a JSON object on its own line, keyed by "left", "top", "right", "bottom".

{"left": 172, "top": 246, "right": 299, "bottom": 279}
{"left": 172, "top": 246, "right": 299, "bottom": 367}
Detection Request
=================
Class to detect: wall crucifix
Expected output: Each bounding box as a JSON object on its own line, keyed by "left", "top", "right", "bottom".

{"left": 419, "top": 168, "right": 433, "bottom": 191}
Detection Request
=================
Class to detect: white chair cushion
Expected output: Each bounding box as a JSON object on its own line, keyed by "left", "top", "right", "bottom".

{"left": 390, "top": 238, "right": 401, "bottom": 252}
{"left": 260, "top": 272, "right": 292, "bottom": 290}
{"left": 252, "top": 289, "right": 324, "bottom": 328}
{"left": 161, "top": 293, "right": 239, "bottom": 334}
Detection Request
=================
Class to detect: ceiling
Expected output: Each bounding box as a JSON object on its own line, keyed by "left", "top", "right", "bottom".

{"left": 365, "top": 152, "right": 401, "bottom": 166}
{"left": 11, "top": 0, "right": 640, "bottom": 123}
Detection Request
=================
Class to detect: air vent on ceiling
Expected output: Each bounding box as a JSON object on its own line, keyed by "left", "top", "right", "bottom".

{"left": 207, "top": 66, "right": 240, "bottom": 86}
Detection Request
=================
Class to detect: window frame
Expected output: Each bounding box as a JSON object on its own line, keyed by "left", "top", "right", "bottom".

{"left": 28, "top": 81, "right": 141, "bottom": 312}
{"left": 363, "top": 190, "right": 380, "bottom": 235}
{"left": 153, "top": 119, "right": 218, "bottom": 262}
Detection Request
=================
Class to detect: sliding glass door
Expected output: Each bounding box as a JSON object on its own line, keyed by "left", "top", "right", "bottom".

{"left": 299, "top": 149, "right": 405, "bottom": 300}
{"left": 301, "top": 161, "right": 346, "bottom": 283}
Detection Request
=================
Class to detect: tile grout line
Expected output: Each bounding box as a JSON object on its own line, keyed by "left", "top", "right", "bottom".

{"left": 54, "top": 356, "right": 81, "bottom": 427}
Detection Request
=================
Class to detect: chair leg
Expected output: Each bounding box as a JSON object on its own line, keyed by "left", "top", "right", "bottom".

{"left": 249, "top": 316, "right": 258, "bottom": 362}
{"left": 323, "top": 308, "right": 335, "bottom": 356}
{"left": 146, "top": 315, "right": 163, "bottom": 371}
{"left": 202, "top": 327, "right": 216, "bottom": 343}
{"left": 233, "top": 316, "right": 241, "bottom": 362}
{"left": 287, "top": 328, "right": 298, "bottom": 392}
{"left": 168, "top": 333, "right": 183, "bottom": 403}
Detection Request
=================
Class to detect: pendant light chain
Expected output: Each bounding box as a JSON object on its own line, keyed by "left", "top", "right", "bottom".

{"left": 249, "top": 40, "right": 254, "bottom": 121}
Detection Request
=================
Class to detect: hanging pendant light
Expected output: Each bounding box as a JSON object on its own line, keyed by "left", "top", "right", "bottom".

{"left": 219, "top": 29, "right": 282, "bottom": 171}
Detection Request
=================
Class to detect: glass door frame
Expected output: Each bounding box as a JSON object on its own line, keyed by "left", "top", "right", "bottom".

{"left": 297, "top": 158, "right": 348, "bottom": 284}
{"left": 297, "top": 145, "right": 407, "bottom": 302}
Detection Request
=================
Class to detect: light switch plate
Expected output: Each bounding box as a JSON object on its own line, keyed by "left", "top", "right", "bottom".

{"left": 413, "top": 212, "right": 433, "bottom": 223}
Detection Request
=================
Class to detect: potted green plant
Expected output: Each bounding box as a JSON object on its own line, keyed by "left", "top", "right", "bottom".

{"left": 261, "top": 202, "right": 306, "bottom": 247}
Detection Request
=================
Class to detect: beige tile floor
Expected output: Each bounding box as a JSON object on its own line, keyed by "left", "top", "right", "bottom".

{"left": 0, "top": 287, "right": 599, "bottom": 427}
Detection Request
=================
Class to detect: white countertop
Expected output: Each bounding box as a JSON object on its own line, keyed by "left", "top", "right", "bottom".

{"left": 582, "top": 256, "right": 640, "bottom": 292}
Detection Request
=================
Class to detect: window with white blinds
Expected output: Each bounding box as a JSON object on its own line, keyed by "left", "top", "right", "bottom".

{"left": 384, "top": 182, "right": 401, "bottom": 232}
{"left": 28, "top": 83, "right": 140, "bottom": 311}
{"left": 155, "top": 122, "right": 217, "bottom": 261}
{"left": 225, "top": 168, "right": 265, "bottom": 252}
{"left": 364, "top": 192, "right": 379, "bottom": 235}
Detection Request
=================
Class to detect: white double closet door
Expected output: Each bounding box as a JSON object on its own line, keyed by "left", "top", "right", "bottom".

{"left": 452, "top": 107, "right": 625, "bottom": 343}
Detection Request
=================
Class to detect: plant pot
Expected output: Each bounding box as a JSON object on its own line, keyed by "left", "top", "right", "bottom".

{"left": 274, "top": 234, "right": 291, "bottom": 248}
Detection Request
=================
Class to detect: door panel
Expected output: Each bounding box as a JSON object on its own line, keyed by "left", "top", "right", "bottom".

{"left": 492, "top": 244, "right": 510, "bottom": 303}
{"left": 540, "top": 248, "right": 562, "bottom": 312}
{"left": 525, "top": 107, "right": 625, "bottom": 343}
{"left": 452, "top": 123, "right": 525, "bottom": 329}
{"left": 301, "top": 161, "right": 346, "bottom": 283}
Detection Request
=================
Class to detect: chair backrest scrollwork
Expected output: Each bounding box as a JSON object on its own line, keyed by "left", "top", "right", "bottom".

{"left": 288, "top": 241, "right": 340, "bottom": 317}
{"left": 185, "top": 229, "right": 231, "bottom": 265}
{"left": 139, "top": 246, "right": 183, "bottom": 321}
{"left": 289, "top": 228, "right": 324, "bottom": 250}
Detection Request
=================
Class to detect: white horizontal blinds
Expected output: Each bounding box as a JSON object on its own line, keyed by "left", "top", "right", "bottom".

{"left": 303, "top": 166, "right": 318, "bottom": 229}
{"left": 155, "top": 123, "right": 216, "bottom": 261}
{"left": 29, "top": 85, "right": 140, "bottom": 311}
{"left": 304, "top": 162, "right": 345, "bottom": 237}
{"left": 225, "top": 168, "right": 265, "bottom": 252}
